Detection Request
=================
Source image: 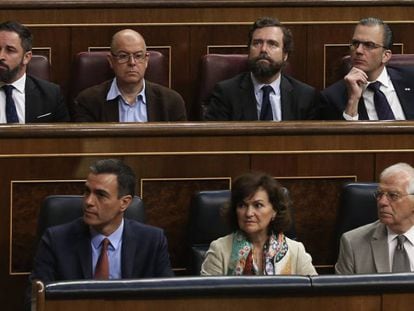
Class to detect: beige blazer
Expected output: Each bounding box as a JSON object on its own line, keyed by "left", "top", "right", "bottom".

{"left": 200, "top": 233, "right": 317, "bottom": 276}
{"left": 335, "top": 220, "right": 390, "bottom": 274}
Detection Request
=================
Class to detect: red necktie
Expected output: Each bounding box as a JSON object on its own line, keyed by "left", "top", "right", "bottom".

{"left": 94, "top": 238, "right": 109, "bottom": 279}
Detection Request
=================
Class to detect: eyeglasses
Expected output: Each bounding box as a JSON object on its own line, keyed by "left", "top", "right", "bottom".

{"left": 374, "top": 190, "right": 414, "bottom": 202}
{"left": 350, "top": 40, "right": 386, "bottom": 51}
{"left": 111, "top": 52, "right": 148, "bottom": 64}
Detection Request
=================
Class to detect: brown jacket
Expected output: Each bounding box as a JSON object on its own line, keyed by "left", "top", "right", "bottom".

{"left": 73, "top": 80, "right": 187, "bottom": 122}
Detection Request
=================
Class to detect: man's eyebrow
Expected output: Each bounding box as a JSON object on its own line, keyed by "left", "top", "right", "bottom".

{"left": 95, "top": 189, "right": 110, "bottom": 197}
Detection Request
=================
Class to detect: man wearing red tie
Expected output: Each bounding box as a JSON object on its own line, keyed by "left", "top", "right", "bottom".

{"left": 30, "top": 158, "right": 173, "bottom": 282}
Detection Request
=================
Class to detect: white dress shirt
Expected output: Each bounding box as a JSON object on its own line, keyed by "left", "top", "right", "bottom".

{"left": 343, "top": 67, "right": 405, "bottom": 120}
{"left": 251, "top": 73, "right": 282, "bottom": 121}
{"left": 0, "top": 74, "right": 26, "bottom": 124}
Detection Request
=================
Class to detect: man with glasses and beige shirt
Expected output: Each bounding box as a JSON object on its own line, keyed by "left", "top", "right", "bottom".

{"left": 321, "top": 17, "right": 414, "bottom": 120}
{"left": 73, "top": 29, "right": 187, "bottom": 122}
{"left": 336, "top": 163, "right": 414, "bottom": 274}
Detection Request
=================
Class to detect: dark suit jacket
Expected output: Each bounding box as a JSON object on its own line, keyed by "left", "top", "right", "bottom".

{"left": 24, "top": 75, "right": 69, "bottom": 122}
{"left": 203, "top": 72, "right": 320, "bottom": 120}
{"left": 30, "top": 217, "right": 173, "bottom": 282}
{"left": 73, "top": 80, "right": 187, "bottom": 122}
{"left": 320, "top": 66, "right": 414, "bottom": 120}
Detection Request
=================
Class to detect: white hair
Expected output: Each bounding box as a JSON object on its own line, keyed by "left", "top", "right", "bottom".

{"left": 380, "top": 162, "right": 414, "bottom": 194}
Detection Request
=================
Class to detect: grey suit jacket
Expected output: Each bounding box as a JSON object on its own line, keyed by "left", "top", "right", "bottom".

{"left": 335, "top": 220, "right": 390, "bottom": 274}
{"left": 73, "top": 79, "right": 187, "bottom": 122}
{"left": 203, "top": 72, "right": 320, "bottom": 120}
{"left": 320, "top": 66, "right": 414, "bottom": 120}
{"left": 25, "top": 75, "right": 69, "bottom": 123}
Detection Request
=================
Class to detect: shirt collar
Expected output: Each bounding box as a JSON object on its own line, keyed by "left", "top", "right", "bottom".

{"left": 250, "top": 72, "right": 281, "bottom": 95}
{"left": 0, "top": 73, "right": 26, "bottom": 94}
{"left": 387, "top": 225, "right": 414, "bottom": 245}
{"left": 367, "top": 66, "right": 393, "bottom": 91}
{"left": 90, "top": 218, "right": 124, "bottom": 250}
{"left": 106, "top": 78, "right": 146, "bottom": 105}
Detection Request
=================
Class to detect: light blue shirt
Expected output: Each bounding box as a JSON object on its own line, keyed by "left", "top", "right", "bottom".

{"left": 106, "top": 78, "right": 148, "bottom": 122}
{"left": 90, "top": 218, "right": 124, "bottom": 279}
{"left": 251, "top": 73, "right": 282, "bottom": 121}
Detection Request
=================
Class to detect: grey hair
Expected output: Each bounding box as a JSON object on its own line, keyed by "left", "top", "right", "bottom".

{"left": 380, "top": 162, "right": 414, "bottom": 194}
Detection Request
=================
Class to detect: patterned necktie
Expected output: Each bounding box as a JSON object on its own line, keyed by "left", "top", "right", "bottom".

{"left": 2, "top": 85, "right": 19, "bottom": 123}
{"left": 259, "top": 85, "right": 273, "bottom": 120}
{"left": 367, "top": 81, "right": 395, "bottom": 120}
{"left": 94, "top": 238, "right": 110, "bottom": 279}
{"left": 392, "top": 235, "right": 411, "bottom": 273}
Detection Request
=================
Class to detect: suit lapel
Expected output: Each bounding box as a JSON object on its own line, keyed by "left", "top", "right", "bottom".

{"left": 75, "top": 222, "right": 93, "bottom": 278}
{"left": 121, "top": 219, "right": 137, "bottom": 278}
{"left": 102, "top": 98, "right": 120, "bottom": 122}
{"left": 388, "top": 67, "right": 414, "bottom": 119}
{"left": 357, "top": 98, "right": 369, "bottom": 120}
{"left": 145, "top": 82, "right": 161, "bottom": 121}
{"left": 371, "top": 222, "right": 390, "bottom": 273}
{"left": 280, "top": 75, "right": 294, "bottom": 120}
{"left": 239, "top": 74, "right": 259, "bottom": 120}
{"left": 24, "top": 77, "right": 40, "bottom": 122}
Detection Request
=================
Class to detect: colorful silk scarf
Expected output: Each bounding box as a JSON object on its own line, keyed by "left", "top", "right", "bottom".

{"left": 227, "top": 230, "right": 288, "bottom": 275}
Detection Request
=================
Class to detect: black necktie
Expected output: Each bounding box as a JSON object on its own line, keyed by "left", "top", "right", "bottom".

{"left": 392, "top": 235, "right": 411, "bottom": 273}
{"left": 367, "top": 81, "right": 395, "bottom": 120}
{"left": 259, "top": 85, "right": 273, "bottom": 121}
{"left": 2, "top": 85, "right": 19, "bottom": 123}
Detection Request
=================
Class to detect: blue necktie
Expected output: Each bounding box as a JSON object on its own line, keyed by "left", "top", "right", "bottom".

{"left": 259, "top": 85, "right": 273, "bottom": 121}
{"left": 367, "top": 81, "right": 395, "bottom": 120}
{"left": 2, "top": 85, "right": 19, "bottom": 123}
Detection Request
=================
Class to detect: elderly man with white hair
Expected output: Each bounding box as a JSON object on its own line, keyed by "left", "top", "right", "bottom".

{"left": 336, "top": 162, "right": 414, "bottom": 274}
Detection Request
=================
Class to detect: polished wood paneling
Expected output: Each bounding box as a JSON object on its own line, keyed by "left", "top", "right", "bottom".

{"left": 2, "top": 122, "right": 414, "bottom": 310}
{"left": 2, "top": 1, "right": 414, "bottom": 309}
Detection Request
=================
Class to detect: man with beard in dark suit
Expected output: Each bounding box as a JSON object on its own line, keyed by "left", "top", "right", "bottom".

{"left": 203, "top": 17, "right": 320, "bottom": 121}
{"left": 321, "top": 17, "right": 414, "bottom": 120}
{"left": 0, "top": 21, "right": 69, "bottom": 123}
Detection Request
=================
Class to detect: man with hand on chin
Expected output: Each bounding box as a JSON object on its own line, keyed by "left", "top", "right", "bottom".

{"left": 321, "top": 17, "right": 414, "bottom": 120}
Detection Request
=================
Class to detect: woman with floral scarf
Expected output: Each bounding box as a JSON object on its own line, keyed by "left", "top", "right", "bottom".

{"left": 201, "top": 172, "right": 317, "bottom": 276}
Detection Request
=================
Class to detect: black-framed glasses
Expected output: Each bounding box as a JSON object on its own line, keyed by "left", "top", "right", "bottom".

{"left": 111, "top": 52, "right": 148, "bottom": 64}
{"left": 350, "top": 40, "right": 386, "bottom": 51}
{"left": 374, "top": 190, "right": 414, "bottom": 202}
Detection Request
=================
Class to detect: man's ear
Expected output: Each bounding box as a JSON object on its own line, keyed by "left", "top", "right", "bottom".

{"left": 283, "top": 52, "right": 288, "bottom": 62}
{"left": 107, "top": 54, "right": 114, "bottom": 70}
{"left": 120, "top": 195, "right": 132, "bottom": 212}
{"left": 382, "top": 49, "right": 392, "bottom": 64}
{"left": 23, "top": 51, "right": 32, "bottom": 65}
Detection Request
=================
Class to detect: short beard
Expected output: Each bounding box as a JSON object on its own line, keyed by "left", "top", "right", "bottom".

{"left": 248, "top": 53, "right": 285, "bottom": 80}
{"left": 0, "top": 60, "right": 24, "bottom": 83}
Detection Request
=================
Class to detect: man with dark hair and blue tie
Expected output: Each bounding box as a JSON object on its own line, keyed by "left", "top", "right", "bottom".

{"left": 203, "top": 17, "right": 320, "bottom": 121}
{"left": 321, "top": 17, "right": 414, "bottom": 120}
{"left": 0, "top": 20, "right": 69, "bottom": 123}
